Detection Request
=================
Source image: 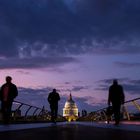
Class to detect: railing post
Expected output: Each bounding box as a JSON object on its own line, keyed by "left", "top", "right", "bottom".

{"left": 121, "top": 105, "right": 130, "bottom": 121}
{"left": 132, "top": 101, "right": 140, "bottom": 112}
{"left": 33, "top": 108, "right": 39, "bottom": 116}
{"left": 25, "top": 106, "right": 32, "bottom": 117}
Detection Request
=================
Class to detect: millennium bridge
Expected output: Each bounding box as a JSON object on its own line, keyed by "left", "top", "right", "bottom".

{"left": 0, "top": 97, "right": 140, "bottom": 140}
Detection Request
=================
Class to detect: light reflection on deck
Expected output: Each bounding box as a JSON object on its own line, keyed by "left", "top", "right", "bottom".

{"left": 103, "top": 121, "right": 140, "bottom": 125}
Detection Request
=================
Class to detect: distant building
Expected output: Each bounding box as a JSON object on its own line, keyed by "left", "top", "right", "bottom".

{"left": 63, "top": 94, "right": 78, "bottom": 121}
{"left": 82, "top": 110, "right": 87, "bottom": 117}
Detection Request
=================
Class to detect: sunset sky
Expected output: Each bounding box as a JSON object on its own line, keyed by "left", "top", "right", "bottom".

{"left": 0, "top": 0, "right": 140, "bottom": 115}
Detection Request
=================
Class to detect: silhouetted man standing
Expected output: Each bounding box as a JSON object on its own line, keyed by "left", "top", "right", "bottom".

{"left": 108, "top": 79, "right": 125, "bottom": 125}
{"left": 48, "top": 89, "right": 60, "bottom": 123}
{"left": 0, "top": 76, "right": 18, "bottom": 124}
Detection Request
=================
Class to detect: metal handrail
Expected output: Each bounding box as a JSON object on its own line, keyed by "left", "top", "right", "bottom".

{"left": 13, "top": 100, "right": 44, "bottom": 117}
{"left": 78, "top": 97, "right": 140, "bottom": 122}
{"left": 11, "top": 100, "right": 65, "bottom": 122}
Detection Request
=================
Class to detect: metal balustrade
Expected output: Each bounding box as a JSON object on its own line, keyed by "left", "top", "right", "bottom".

{"left": 78, "top": 97, "right": 140, "bottom": 122}
{"left": 0, "top": 100, "right": 66, "bottom": 123}
{"left": 13, "top": 100, "right": 47, "bottom": 116}
{"left": 10, "top": 100, "right": 52, "bottom": 122}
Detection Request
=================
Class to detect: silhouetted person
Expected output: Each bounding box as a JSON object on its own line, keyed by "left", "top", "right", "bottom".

{"left": 48, "top": 89, "right": 60, "bottom": 123}
{"left": 108, "top": 79, "right": 125, "bottom": 125}
{"left": 0, "top": 76, "right": 18, "bottom": 124}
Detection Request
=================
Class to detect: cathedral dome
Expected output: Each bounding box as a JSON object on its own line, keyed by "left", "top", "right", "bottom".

{"left": 63, "top": 94, "right": 78, "bottom": 121}
{"left": 64, "top": 95, "right": 77, "bottom": 109}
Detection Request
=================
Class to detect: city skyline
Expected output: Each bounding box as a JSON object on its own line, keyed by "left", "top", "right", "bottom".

{"left": 0, "top": 0, "right": 140, "bottom": 114}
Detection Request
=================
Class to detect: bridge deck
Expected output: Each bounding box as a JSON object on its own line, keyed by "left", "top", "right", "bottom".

{"left": 0, "top": 122, "right": 140, "bottom": 140}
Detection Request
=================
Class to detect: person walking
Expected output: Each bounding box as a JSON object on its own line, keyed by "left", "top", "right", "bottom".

{"left": 0, "top": 76, "right": 18, "bottom": 124}
{"left": 48, "top": 89, "right": 60, "bottom": 123}
{"left": 108, "top": 79, "right": 125, "bottom": 125}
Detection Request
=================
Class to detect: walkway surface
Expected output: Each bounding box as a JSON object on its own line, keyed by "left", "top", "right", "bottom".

{"left": 0, "top": 122, "right": 140, "bottom": 140}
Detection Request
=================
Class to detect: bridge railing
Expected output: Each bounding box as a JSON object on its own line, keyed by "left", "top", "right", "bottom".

{"left": 10, "top": 100, "right": 52, "bottom": 122}
{"left": 0, "top": 100, "right": 66, "bottom": 123}
{"left": 78, "top": 97, "right": 140, "bottom": 122}
{"left": 12, "top": 100, "right": 48, "bottom": 117}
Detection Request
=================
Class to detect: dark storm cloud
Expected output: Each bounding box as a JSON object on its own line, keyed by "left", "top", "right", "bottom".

{"left": 123, "top": 84, "right": 140, "bottom": 93}
{"left": 0, "top": 56, "right": 77, "bottom": 69}
{"left": 130, "top": 80, "right": 140, "bottom": 85}
{"left": 97, "top": 78, "right": 128, "bottom": 85}
{"left": 123, "top": 79, "right": 140, "bottom": 94}
{"left": 115, "top": 62, "right": 140, "bottom": 68}
{"left": 74, "top": 96, "right": 106, "bottom": 113}
{"left": 18, "top": 87, "right": 51, "bottom": 95}
{"left": 59, "top": 83, "right": 91, "bottom": 93}
{"left": 0, "top": 0, "right": 140, "bottom": 58}
{"left": 16, "top": 86, "right": 54, "bottom": 113}
{"left": 71, "top": 85, "right": 89, "bottom": 92}
{"left": 96, "top": 78, "right": 140, "bottom": 94}
{"left": 96, "top": 78, "right": 127, "bottom": 91}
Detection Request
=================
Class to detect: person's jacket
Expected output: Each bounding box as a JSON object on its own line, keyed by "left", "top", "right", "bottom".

{"left": 108, "top": 84, "right": 125, "bottom": 105}
{"left": 0, "top": 83, "right": 18, "bottom": 102}
{"left": 48, "top": 92, "right": 60, "bottom": 106}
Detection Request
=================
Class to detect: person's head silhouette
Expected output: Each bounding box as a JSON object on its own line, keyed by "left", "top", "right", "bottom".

{"left": 113, "top": 79, "right": 118, "bottom": 85}
{"left": 6, "top": 76, "right": 12, "bottom": 83}
{"left": 53, "top": 89, "right": 56, "bottom": 93}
